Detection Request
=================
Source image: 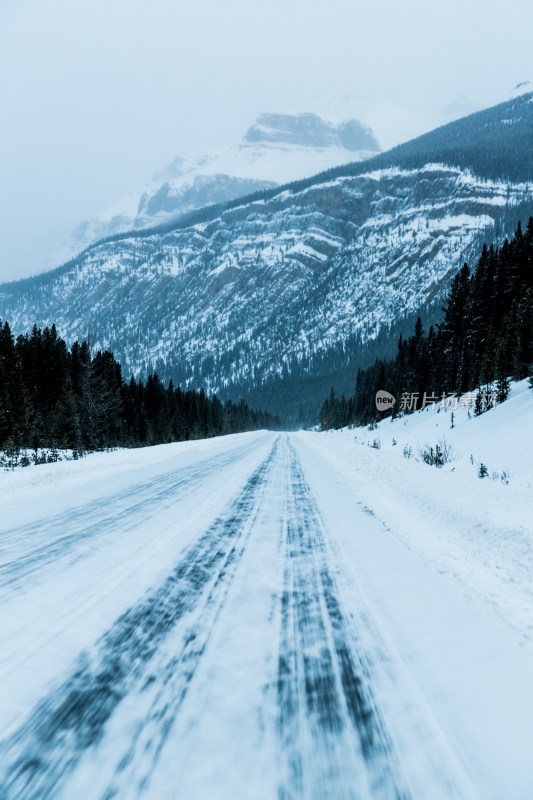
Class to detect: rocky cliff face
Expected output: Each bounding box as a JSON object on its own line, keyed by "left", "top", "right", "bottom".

{"left": 244, "top": 113, "right": 380, "bottom": 152}
{"left": 3, "top": 92, "right": 533, "bottom": 408}
{"left": 2, "top": 163, "right": 529, "bottom": 398}
{"left": 61, "top": 111, "right": 380, "bottom": 261}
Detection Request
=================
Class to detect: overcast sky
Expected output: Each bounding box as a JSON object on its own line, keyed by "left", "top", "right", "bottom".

{"left": 0, "top": 0, "right": 531, "bottom": 282}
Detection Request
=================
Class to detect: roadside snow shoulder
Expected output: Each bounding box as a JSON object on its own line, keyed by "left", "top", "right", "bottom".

{"left": 299, "top": 382, "right": 533, "bottom": 642}
{"left": 0, "top": 433, "right": 262, "bottom": 510}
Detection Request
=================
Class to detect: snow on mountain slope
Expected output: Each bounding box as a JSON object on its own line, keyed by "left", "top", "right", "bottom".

{"left": 2, "top": 92, "right": 532, "bottom": 408}
{"left": 63, "top": 111, "right": 380, "bottom": 260}
{"left": 1, "top": 163, "right": 530, "bottom": 397}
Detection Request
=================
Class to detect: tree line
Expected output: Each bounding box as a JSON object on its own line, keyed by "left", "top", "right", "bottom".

{"left": 0, "top": 323, "right": 280, "bottom": 460}
{"left": 321, "top": 218, "right": 533, "bottom": 428}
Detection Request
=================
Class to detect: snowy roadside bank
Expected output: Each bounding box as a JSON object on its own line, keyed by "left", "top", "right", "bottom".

{"left": 299, "top": 381, "right": 533, "bottom": 642}
{"left": 0, "top": 432, "right": 269, "bottom": 513}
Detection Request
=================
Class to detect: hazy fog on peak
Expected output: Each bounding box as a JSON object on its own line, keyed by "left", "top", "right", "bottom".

{"left": 0, "top": 0, "right": 531, "bottom": 282}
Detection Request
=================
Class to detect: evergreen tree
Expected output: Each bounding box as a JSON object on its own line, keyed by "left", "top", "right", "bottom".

{"left": 10, "top": 359, "right": 32, "bottom": 450}
{"left": 0, "top": 321, "right": 280, "bottom": 457}
{"left": 53, "top": 376, "right": 82, "bottom": 451}
{"left": 322, "top": 218, "right": 533, "bottom": 428}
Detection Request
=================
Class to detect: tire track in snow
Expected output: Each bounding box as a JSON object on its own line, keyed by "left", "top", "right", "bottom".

{"left": 0, "top": 439, "right": 279, "bottom": 800}
{"left": 276, "top": 441, "right": 410, "bottom": 800}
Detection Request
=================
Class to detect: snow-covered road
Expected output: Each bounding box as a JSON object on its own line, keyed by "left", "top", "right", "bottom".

{"left": 1, "top": 432, "right": 532, "bottom": 799}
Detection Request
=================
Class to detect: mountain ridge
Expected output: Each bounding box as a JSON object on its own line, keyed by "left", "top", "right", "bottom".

{"left": 1, "top": 92, "right": 533, "bottom": 418}
{"left": 53, "top": 110, "right": 380, "bottom": 266}
{"left": 5, "top": 90, "right": 532, "bottom": 294}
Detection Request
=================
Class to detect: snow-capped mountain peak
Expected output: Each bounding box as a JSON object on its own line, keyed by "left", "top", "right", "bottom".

{"left": 243, "top": 111, "right": 379, "bottom": 152}
{"left": 59, "top": 109, "right": 381, "bottom": 262}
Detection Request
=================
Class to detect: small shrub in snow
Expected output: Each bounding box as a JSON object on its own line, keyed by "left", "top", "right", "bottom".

{"left": 370, "top": 438, "right": 381, "bottom": 449}
{"left": 392, "top": 438, "right": 397, "bottom": 446}
{"left": 478, "top": 463, "right": 489, "bottom": 479}
{"left": 500, "top": 470, "right": 510, "bottom": 485}
{"left": 419, "top": 440, "right": 452, "bottom": 468}
{"left": 403, "top": 444, "right": 412, "bottom": 459}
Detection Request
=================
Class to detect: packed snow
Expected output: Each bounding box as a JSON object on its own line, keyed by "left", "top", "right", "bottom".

{"left": 313, "top": 380, "right": 533, "bottom": 640}
{"left": 1, "top": 398, "right": 532, "bottom": 797}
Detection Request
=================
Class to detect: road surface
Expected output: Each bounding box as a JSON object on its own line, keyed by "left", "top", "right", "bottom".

{"left": 0, "top": 432, "right": 531, "bottom": 799}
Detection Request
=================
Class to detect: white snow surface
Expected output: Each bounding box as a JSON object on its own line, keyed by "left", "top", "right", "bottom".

{"left": 317, "top": 380, "right": 533, "bottom": 640}
{"left": 0, "top": 412, "right": 532, "bottom": 798}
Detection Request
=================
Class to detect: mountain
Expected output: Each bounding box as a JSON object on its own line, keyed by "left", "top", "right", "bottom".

{"left": 1, "top": 90, "right": 533, "bottom": 418}
{"left": 62, "top": 111, "right": 380, "bottom": 261}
